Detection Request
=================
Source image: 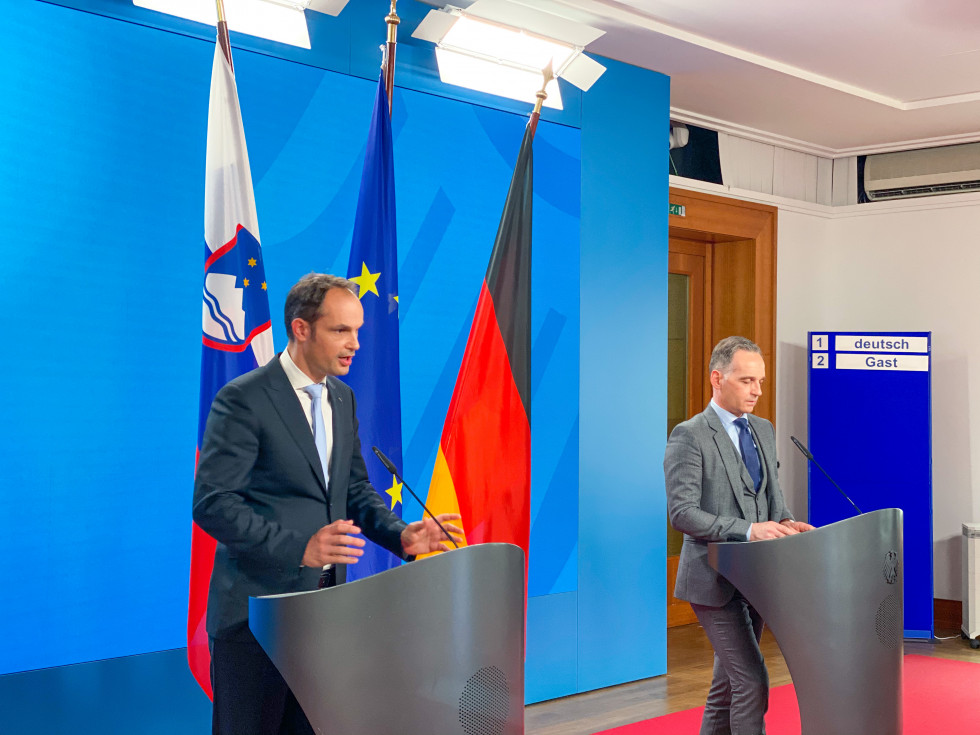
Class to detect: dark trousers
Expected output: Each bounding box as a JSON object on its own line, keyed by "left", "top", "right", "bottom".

{"left": 209, "top": 630, "right": 316, "bottom": 735}
{"left": 690, "top": 592, "right": 768, "bottom": 735}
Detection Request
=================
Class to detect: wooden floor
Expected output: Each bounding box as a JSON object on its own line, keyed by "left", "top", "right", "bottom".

{"left": 524, "top": 624, "right": 980, "bottom": 735}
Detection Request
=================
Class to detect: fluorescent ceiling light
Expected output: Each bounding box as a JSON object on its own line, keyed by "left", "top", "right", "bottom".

{"left": 133, "top": 0, "right": 313, "bottom": 49}
{"left": 413, "top": 2, "right": 606, "bottom": 108}
{"left": 436, "top": 47, "right": 564, "bottom": 109}
{"left": 442, "top": 16, "right": 577, "bottom": 74}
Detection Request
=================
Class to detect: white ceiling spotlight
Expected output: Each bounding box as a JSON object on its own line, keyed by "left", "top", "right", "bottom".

{"left": 412, "top": 0, "right": 606, "bottom": 110}
{"left": 133, "top": 0, "right": 350, "bottom": 49}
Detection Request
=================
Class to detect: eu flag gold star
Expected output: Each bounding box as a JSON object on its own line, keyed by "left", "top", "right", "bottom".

{"left": 243, "top": 278, "right": 250, "bottom": 287}
{"left": 248, "top": 258, "right": 257, "bottom": 267}
{"left": 386, "top": 475, "right": 403, "bottom": 510}
{"left": 262, "top": 282, "right": 267, "bottom": 290}
{"left": 350, "top": 262, "right": 381, "bottom": 299}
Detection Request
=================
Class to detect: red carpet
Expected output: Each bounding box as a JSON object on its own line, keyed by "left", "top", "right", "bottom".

{"left": 594, "top": 655, "right": 979, "bottom": 734}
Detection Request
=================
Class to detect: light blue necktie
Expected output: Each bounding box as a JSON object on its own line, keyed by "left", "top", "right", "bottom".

{"left": 734, "top": 417, "right": 762, "bottom": 492}
{"left": 302, "top": 383, "right": 330, "bottom": 489}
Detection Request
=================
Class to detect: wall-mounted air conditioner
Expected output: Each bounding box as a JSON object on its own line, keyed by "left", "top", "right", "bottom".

{"left": 865, "top": 142, "right": 980, "bottom": 201}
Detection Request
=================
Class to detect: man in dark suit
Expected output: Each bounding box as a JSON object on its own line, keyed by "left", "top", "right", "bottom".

{"left": 193, "top": 272, "right": 461, "bottom": 735}
{"left": 664, "top": 336, "right": 813, "bottom": 735}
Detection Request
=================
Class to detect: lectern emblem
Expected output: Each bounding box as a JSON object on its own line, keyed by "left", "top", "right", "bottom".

{"left": 882, "top": 551, "right": 898, "bottom": 584}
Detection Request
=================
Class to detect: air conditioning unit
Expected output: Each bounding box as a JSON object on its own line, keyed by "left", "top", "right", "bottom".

{"left": 865, "top": 142, "right": 980, "bottom": 201}
{"left": 963, "top": 522, "right": 980, "bottom": 649}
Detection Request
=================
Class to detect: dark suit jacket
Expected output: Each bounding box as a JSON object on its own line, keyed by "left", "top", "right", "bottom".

{"left": 193, "top": 356, "right": 408, "bottom": 640}
{"left": 664, "top": 404, "right": 793, "bottom": 607}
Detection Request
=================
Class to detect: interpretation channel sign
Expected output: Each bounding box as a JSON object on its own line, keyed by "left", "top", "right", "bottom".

{"left": 807, "top": 331, "right": 933, "bottom": 639}
{"left": 810, "top": 333, "right": 929, "bottom": 370}
{"left": 835, "top": 335, "right": 929, "bottom": 353}
{"left": 835, "top": 353, "right": 929, "bottom": 371}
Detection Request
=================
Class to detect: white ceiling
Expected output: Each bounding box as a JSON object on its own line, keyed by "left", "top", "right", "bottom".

{"left": 426, "top": 0, "right": 980, "bottom": 157}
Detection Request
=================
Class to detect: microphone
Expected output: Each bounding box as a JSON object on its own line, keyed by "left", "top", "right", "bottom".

{"left": 790, "top": 436, "right": 862, "bottom": 516}
{"left": 372, "top": 446, "right": 459, "bottom": 549}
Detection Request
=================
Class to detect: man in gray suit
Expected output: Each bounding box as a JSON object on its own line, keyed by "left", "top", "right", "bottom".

{"left": 665, "top": 336, "right": 813, "bottom": 735}
{"left": 194, "top": 273, "right": 461, "bottom": 735}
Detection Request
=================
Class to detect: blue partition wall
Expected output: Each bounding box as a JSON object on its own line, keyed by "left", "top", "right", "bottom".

{"left": 0, "top": 1, "right": 668, "bottom": 727}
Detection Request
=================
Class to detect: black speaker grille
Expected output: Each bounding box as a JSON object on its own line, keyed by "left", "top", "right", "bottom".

{"left": 875, "top": 592, "right": 902, "bottom": 649}
{"left": 458, "top": 666, "right": 510, "bottom": 735}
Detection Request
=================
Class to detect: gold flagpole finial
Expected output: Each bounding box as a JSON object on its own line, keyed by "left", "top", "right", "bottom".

{"left": 386, "top": 0, "right": 400, "bottom": 44}
{"left": 528, "top": 60, "right": 554, "bottom": 136}
{"left": 534, "top": 61, "right": 555, "bottom": 113}
{"left": 216, "top": 0, "right": 227, "bottom": 24}
{"left": 384, "top": 0, "right": 400, "bottom": 115}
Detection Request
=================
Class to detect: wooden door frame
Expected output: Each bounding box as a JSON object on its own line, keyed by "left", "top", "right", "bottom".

{"left": 668, "top": 188, "right": 778, "bottom": 421}
{"left": 666, "top": 246, "right": 709, "bottom": 628}
{"left": 669, "top": 241, "right": 711, "bottom": 414}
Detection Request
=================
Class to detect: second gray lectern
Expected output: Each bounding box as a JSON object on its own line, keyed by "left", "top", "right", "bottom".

{"left": 249, "top": 543, "right": 524, "bottom": 735}
{"left": 709, "top": 508, "right": 904, "bottom": 735}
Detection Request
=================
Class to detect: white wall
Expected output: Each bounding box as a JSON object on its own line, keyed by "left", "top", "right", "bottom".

{"left": 673, "top": 176, "right": 980, "bottom": 600}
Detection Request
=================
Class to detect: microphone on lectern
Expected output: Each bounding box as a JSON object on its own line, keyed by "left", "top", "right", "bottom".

{"left": 372, "top": 446, "right": 460, "bottom": 549}
{"left": 790, "top": 436, "right": 863, "bottom": 516}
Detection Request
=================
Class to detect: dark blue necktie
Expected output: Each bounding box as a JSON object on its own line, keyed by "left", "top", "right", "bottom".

{"left": 735, "top": 417, "right": 762, "bottom": 492}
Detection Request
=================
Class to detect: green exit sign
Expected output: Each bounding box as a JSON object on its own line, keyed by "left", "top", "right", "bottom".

{"left": 669, "top": 203, "right": 686, "bottom": 217}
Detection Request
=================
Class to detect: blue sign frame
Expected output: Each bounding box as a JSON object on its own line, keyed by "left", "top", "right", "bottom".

{"left": 808, "top": 331, "right": 933, "bottom": 638}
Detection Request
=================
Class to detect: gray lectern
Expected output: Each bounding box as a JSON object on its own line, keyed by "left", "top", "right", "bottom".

{"left": 249, "top": 543, "right": 524, "bottom": 735}
{"left": 709, "top": 508, "right": 904, "bottom": 735}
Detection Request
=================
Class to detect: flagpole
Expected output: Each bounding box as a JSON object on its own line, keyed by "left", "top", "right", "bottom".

{"left": 527, "top": 61, "right": 554, "bottom": 138}
{"left": 215, "top": 0, "right": 234, "bottom": 70}
{"left": 384, "top": 0, "right": 400, "bottom": 115}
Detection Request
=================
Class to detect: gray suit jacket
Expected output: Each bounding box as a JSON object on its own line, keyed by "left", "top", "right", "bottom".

{"left": 193, "top": 357, "right": 408, "bottom": 640}
{"left": 664, "top": 404, "right": 793, "bottom": 607}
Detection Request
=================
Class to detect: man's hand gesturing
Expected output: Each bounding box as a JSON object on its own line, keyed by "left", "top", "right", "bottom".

{"left": 302, "top": 520, "right": 366, "bottom": 567}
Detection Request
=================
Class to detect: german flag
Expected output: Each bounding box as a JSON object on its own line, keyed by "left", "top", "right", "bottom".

{"left": 424, "top": 121, "right": 534, "bottom": 564}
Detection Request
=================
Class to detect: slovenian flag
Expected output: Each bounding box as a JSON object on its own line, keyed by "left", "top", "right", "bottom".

{"left": 187, "top": 27, "right": 273, "bottom": 698}
{"left": 423, "top": 121, "right": 534, "bottom": 572}
{"left": 344, "top": 77, "right": 403, "bottom": 581}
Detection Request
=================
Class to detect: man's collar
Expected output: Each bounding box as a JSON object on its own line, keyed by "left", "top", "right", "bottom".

{"left": 709, "top": 399, "right": 743, "bottom": 425}
{"left": 280, "top": 349, "right": 324, "bottom": 390}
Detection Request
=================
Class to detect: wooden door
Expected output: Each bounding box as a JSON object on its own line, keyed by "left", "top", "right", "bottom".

{"left": 666, "top": 240, "right": 709, "bottom": 627}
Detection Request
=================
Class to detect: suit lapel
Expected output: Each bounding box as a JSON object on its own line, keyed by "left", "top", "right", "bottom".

{"left": 703, "top": 406, "right": 753, "bottom": 517}
{"left": 263, "top": 357, "right": 329, "bottom": 495}
{"left": 325, "top": 377, "right": 349, "bottom": 521}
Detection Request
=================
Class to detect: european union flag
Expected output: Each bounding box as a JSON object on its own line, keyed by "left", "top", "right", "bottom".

{"left": 344, "top": 77, "right": 402, "bottom": 580}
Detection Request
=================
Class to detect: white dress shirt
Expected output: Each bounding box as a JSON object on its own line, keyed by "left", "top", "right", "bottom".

{"left": 280, "top": 349, "right": 334, "bottom": 476}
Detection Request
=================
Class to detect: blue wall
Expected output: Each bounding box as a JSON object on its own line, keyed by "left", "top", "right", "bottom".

{"left": 0, "top": 0, "right": 668, "bottom": 726}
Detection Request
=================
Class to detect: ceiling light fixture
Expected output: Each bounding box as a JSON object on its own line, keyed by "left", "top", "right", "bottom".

{"left": 413, "top": 0, "right": 606, "bottom": 110}
{"left": 132, "top": 0, "right": 350, "bottom": 49}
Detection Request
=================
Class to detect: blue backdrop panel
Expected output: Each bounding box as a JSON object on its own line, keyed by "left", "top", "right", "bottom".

{"left": 808, "top": 331, "right": 933, "bottom": 638}
{"left": 578, "top": 57, "right": 669, "bottom": 692}
{"left": 526, "top": 592, "right": 578, "bottom": 703}
{"left": 0, "top": 650, "right": 210, "bottom": 735}
{"left": 0, "top": 0, "right": 670, "bottom": 721}
{"left": 0, "top": 0, "right": 580, "bottom": 679}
